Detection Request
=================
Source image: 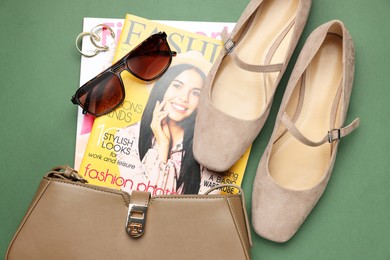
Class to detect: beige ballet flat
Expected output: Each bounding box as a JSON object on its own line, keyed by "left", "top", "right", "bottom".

{"left": 193, "top": 0, "right": 312, "bottom": 172}
{"left": 252, "top": 20, "right": 360, "bottom": 242}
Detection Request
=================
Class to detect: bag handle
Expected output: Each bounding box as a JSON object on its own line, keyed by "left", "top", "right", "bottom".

{"left": 46, "top": 165, "right": 88, "bottom": 183}
{"left": 204, "top": 184, "right": 252, "bottom": 247}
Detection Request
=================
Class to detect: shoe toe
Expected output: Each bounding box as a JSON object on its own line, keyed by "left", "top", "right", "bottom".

{"left": 194, "top": 98, "right": 263, "bottom": 172}
{"left": 252, "top": 155, "right": 327, "bottom": 243}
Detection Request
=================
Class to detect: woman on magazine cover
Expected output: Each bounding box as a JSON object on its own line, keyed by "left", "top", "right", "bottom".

{"left": 116, "top": 51, "right": 212, "bottom": 194}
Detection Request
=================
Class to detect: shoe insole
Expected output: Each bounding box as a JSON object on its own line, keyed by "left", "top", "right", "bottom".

{"left": 270, "top": 34, "right": 343, "bottom": 190}
{"left": 212, "top": 0, "right": 299, "bottom": 120}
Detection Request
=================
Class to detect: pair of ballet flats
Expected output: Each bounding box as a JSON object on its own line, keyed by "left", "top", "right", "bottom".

{"left": 193, "top": 0, "right": 360, "bottom": 243}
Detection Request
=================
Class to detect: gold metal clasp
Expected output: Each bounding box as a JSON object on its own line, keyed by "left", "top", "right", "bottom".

{"left": 128, "top": 222, "right": 143, "bottom": 237}
{"left": 126, "top": 204, "right": 148, "bottom": 238}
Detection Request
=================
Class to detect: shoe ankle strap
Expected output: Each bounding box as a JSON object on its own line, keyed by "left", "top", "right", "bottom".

{"left": 221, "top": 28, "right": 284, "bottom": 73}
{"left": 281, "top": 112, "right": 360, "bottom": 147}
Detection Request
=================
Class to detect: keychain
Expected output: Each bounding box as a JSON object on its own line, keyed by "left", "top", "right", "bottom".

{"left": 75, "top": 24, "right": 116, "bottom": 58}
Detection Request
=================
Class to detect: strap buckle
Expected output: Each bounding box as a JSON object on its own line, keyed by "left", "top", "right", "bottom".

{"left": 126, "top": 204, "right": 148, "bottom": 238}
{"left": 328, "top": 128, "right": 341, "bottom": 143}
{"left": 224, "top": 38, "right": 235, "bottom": 53}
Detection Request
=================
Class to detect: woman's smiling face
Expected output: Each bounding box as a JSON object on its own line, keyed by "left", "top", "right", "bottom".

{"left": 162, "top": 69, "right": 204, "bottom": 122}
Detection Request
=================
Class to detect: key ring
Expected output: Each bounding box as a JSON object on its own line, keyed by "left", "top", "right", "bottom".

{"left": 75, "top": 31, "right": 106, "bottom": 58}
{"left": 89, "top": 24, "right": 116, "bottom": 50}
{"left": 75, "top": 24, "right": 116, "bottom": 58}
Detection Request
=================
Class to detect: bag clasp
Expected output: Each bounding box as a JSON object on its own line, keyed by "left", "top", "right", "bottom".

{"left": 125, "top": 191, "right": 150, "bottom": 238}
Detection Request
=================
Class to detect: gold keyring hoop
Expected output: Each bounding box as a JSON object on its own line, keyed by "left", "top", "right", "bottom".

{"left": 89, "top": 24, "right": 116, "bottom": 50}
{"left": 75, "top": 31, "right": 105, "bottom": 58}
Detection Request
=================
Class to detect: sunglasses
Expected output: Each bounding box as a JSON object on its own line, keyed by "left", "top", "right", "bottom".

{"left": 71, "top": 31, "right": 177, "bottom": 116}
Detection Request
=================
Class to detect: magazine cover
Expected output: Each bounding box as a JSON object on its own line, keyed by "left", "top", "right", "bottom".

{"left": 77, "top": 14, "right": 249, "bottom": 195}
{"left": 74, "top": 18, "right": 236, "bottom": 170}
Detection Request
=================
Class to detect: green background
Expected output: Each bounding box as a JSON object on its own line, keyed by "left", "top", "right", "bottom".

{"left": 0, "top": 0, "right": 389, "bottom": 259}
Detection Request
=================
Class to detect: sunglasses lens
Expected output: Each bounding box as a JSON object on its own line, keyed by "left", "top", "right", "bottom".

{"left": 76, "top": 72, "right": 124, "bottom": 116}
{"left": 126, "top": 35, "right": 171, "bottom": 81}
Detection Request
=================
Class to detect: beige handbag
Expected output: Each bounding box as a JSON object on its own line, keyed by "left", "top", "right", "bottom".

{"left": 6, "top": 166, "right": 252, "bottom": 260}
